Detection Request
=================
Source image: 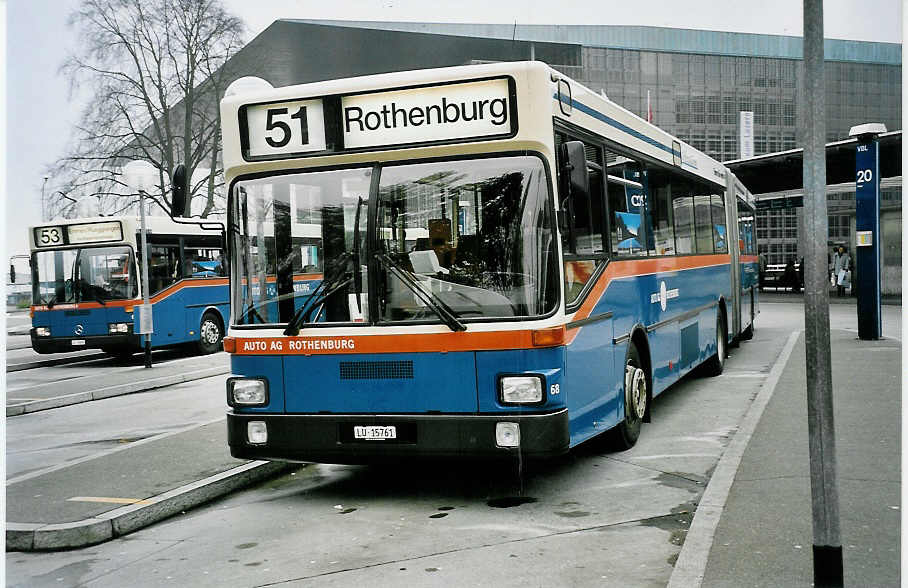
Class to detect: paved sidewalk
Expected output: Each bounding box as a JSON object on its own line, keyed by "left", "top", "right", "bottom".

{"left": 673, "top": 328, "right": 901, "bottom": 587}
{"left": 6, "top": 420, "right": 291, "bottom": 551}
{"left": 6, "top": 353, "right": 230, "bottom": 415}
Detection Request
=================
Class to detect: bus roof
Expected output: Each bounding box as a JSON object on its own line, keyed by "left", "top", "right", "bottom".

{"left": 221, "top": 60, "right": 745, "bottom": 191}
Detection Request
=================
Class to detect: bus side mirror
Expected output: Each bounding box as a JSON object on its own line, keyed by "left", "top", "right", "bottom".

{"left": 561, "top": 141, "right": 590, "bottom": 201}
{"left": 9, "top": 264, "right": 15, "bottom": 284}
{"left": 172, "top": 164, "right": 187, "bottom": 218}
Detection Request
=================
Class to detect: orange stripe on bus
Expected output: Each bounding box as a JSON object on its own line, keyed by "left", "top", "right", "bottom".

{"left": 564, "top": 254, "right": 730, "bottom": 344}
{"left": 231, "top": 329, "right": 562, "bottom": 355}
{"left": 30, "top": 278, "right": 228, "bottom": 312}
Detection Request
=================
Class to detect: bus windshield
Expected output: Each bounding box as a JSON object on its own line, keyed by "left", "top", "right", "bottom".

{"left": 230, "top": 155, "right": 558, "bottom": 326}
{"left": 32, "top": 246, "right": 138, "bottom": 306}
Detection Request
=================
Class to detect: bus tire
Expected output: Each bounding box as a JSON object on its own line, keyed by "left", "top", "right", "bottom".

{"left": 611, "top": 343, "right": 647, "bottom": 450}
{"left": 703, "top": 310, "right": 727, "bottom": 376}
{"left": 740, "top": 292, "right": 755, "bottom": 340}
{"left": 197, "top": 312, "right": 223, "bottom": 355}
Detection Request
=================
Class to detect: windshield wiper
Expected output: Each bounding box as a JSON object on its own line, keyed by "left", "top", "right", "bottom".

{"left": 46, "top": 295, "right": 58, "bottom": 309}
{"left": 375, "top": 252, "right": 466, "bottom": 332}
{"left": 283, "top": 254, "right": 352, "bottom": 336}
{"left": 352, "top": 196, "right": 365, "bottom": 316}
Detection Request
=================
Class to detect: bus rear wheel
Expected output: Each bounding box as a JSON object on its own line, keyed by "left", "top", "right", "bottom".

{"left": 197, "top": 312, "right": 223, "bottom": 355}
{"left": 703, "top": 310, "right": 727, "bottom": 376}
{"left": 611, "top": 343, "right": 647, "bottom": 450}
{"left": 740, "top": 292, "right": 755, "bottom": 340}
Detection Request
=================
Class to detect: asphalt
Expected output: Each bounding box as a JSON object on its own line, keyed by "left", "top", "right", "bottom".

{"left": 670, "top": 323, "right": 901, "bottom": 586}
{"left": 5, "top": 296, "right": 901, "bottom": 582}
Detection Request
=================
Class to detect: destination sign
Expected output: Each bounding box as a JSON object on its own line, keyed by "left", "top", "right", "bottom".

{"left": 33, "top": 221, "right": 123, "bottom": 248}
{"left": 341, "top": 78, "right": 513, "bottom": 149}
{"left": 67, "top": 221, "right": 123, "bottom": 245}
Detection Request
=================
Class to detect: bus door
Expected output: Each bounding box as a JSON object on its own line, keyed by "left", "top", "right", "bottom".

{"left": 726, "top": 174, "right": 743, "bottom": 338}
{"left": 145, "top": 240, "right": 186, "bottom": 344}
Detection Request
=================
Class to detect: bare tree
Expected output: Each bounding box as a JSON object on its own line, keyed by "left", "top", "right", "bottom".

{"left": 50, "top": 0, "right": 245, "bottom": 218}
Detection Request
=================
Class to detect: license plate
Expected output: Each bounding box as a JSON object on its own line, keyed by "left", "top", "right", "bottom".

{"left": 71, "top": 340, "right": 86, "bottom": 346}
{"left": 353, "top": 425, "right": 396, "bottom": 440}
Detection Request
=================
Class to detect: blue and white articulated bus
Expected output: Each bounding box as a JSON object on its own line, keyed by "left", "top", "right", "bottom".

{"left": 219, "top": 61, "right": 758, "bottom": 463}
{"left": 29, "top": 215, "right": 229, "bottom": 357}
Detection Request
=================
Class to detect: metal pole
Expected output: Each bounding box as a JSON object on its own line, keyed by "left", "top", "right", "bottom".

{"left": 802, "top": 1, "right": 843, "bottom": 586}
{"left": 139, "top": 191, "right": 153, "bottom": 368}
{"left": 41, "top": 177, "right": 48, "bottom": 221}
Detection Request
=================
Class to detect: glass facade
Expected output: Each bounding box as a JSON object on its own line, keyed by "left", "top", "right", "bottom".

{"left": 561, "top": 50, "right": 900, "bottom": 164}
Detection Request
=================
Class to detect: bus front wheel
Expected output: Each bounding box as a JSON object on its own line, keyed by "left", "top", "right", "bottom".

{"left": 611, "top": 343, "right": 647, "bottom": 450}
{"left": 197, "top": 312, "right": 223, "bottom": 355}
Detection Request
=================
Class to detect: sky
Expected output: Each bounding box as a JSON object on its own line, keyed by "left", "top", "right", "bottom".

{"left": 4, "top": 0, "right": 904, "bottom": 259}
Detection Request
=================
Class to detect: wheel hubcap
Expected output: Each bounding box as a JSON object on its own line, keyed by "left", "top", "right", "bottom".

{"left": 625, "top": 364, "right": 647, "bottom": 420}
{"left": 201, "top": 320, "right": 219, "bottom": 344}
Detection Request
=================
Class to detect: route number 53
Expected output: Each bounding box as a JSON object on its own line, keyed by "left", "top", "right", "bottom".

{"left": 38, "top": 227, "right": 62, "bottom": 245}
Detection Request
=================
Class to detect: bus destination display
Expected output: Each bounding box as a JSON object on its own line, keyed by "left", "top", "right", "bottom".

{"left": 242, "top": 77, "right": 513, "bottom": 159}
{"left": 33, "top": 221, "right": 123, "bottom": 248}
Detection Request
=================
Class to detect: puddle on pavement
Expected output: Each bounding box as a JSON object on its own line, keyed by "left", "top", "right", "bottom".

{"left": 486, "top": 496, "right": 537, "bottom": 508}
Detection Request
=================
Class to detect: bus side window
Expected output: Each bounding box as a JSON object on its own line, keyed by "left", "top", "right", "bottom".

{"left": 148, "top": 244, "right": 180, "bottom": 293}
{"left": 556, "top": 132, "right": 607, "bottom": 307}
{"left": 693, "top": 192, "right": 714, "bottom": 254}
{"left": 672, "top": 193, "right": 695, "bottom": 255}
{"left": 645, "top": 167, "right": 676, "bottom": 256}
{"left": 606, "top": 152, "right": 646, "bottom": 257}
{"left": 711, "top": 194, "right": 728, "bottom": 253}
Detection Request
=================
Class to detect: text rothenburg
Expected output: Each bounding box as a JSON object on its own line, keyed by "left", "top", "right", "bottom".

{"left": 344, "top": 96, "right": 509, "bottom": 133}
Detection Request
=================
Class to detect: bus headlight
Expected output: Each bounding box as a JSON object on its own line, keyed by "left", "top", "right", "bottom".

{"left": 108, "top": 322, "right": 130, "bottom": 334}
{"left": 227, "top": 378, "right": 269, "bottom": 407}
{"left": 498, "top": 375, "right": 544, "bottom": 405}
{"left": 35, "top": 327, "right": 51, "bottom": 337}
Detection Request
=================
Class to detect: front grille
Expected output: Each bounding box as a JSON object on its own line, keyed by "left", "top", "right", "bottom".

{"left": 339, "top": 360, "right": 414, "bottom": 380}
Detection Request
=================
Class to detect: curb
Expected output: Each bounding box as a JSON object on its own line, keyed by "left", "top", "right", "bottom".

{"left": 6, "top": 352, "right": 109, "bottom": 373}
{"left": 6, "top": 365, "right": 230, "bottom": 416}
{"left": 667, "top": 330, "right": 801, "bottom": 588}
{"left": 6, "top": 460, "right": 292, "bottom": 551}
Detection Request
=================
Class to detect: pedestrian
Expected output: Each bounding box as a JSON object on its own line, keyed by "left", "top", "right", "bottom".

{"left": 783, "top": 257, "right": 799, "bottom": 293}
{"left": 833, "top": 246, "right": 851, "bottom": 297}
{"left": 758, "top": 252, "right": 767, "bottom": 292}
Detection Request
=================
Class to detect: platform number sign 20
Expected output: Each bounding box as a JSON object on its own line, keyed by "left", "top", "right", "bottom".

{"left": 856, "top": 169, "right": 873, "bottom": 184}
{"left": 244, "top": 98, "right": 327, "bottom": 159}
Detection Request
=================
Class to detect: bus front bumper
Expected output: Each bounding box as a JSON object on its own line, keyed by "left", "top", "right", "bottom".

{"left": 227, "top": 409, "right": 570, "bottom": 464}
{"left": 30, "top": 331, "right": 140, "bottom": 354}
